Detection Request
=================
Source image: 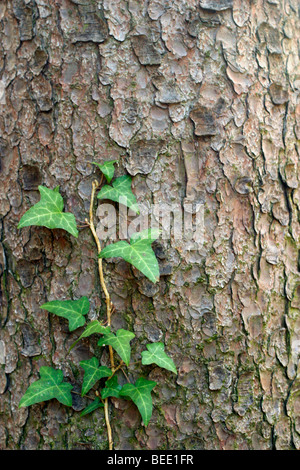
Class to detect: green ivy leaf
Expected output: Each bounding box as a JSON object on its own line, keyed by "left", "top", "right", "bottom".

{"left": 92, "top": 160, "right": 117, "bottom": 183}
{"left": 99, "top": 229, "right": 160, "bottom": 284}
{"left": 101, "top": 376, "right": 122, "bottom": 399}
{"left": 18, "top": 186, "right": 78, "bottom": 238}
{"left": 119, "top": 378, "right": 156, "bottom": 426}
{"left": 40, "top": 297, "right": 90, "bottom": 332}
{"left": 78, "top": 320, "right": 110, "bottom": 339}
{"left": 80, "top": 397, "right": 104, "bottom": 417}
{"left": 19, "top": 366, "right": 73, "bottom": 408}
{"left": 80, "top": 357, "right": 112, "bottom": 396}
{"left": 97, "top": 329, "right": 135, "bottom": 366}
{"left": 97, "top": 175, "right": 140, "bottom": 214}
{"left": 68, "top": 321, "right": 111, "bottom": 353}
{"left": 141, "top": 342, "right": 177, "bottom": 374}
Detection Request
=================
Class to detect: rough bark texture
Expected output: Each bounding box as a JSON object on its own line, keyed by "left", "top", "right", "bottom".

{"left": 0, "top": 0, "right": 300, "bottom": 450}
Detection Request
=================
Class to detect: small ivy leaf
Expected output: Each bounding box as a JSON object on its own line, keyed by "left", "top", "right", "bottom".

{"left": 18, "top": 186, "right": 78, "bottom": 238}
{"left": 78, "top": 320, "right": 111, "bottom": 338}
{"left": 92, "top": 160, "right": 117, "bottom": 183}
{"left": 99, "top": 229, "right": 160, "bottom": 284}
{"left": 40, "top": 297, "right": 90, "bottom": 332}
{"left": 97, "top": 329, "right": 135, "bottom": 366}
{"left": 80, "top": 357, "right": 112, "bottom": 396}
{"left": 119, "top": 378, "right": 156, "bottom": 426}
{"left": 19, "top": 366, "right": 73, "bottom": 408}
{"left": 68, "top": 321, "right": 111, "bottom": 353}
{"left": 80, "top": 397, "right": 104, "bottom": 417}
{"left": 101, "top": 376, "right": 122, "bottom": 399}
{"left": 141, "top": 342, "right": 177, "bottom": 374}
{"left": 97, "top": 175, "right": 140, "bottom": 214}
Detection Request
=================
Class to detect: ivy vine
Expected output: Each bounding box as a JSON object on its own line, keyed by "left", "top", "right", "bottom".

{"left": 18, "top": 161, "right": 177, "bottom": 450}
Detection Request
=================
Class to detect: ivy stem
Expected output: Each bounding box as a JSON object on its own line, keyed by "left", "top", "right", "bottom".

{"left": 72, "top": 390, "right": 95, "bottom": 401}
{"left": 87, "top": 179, "right": 115, "bottom": 451}
{"left": 120, "top": 367, "right": 131, "bottom": 384}
{"left": 109, "top": 361, "right": 124, "bottom": 378}
{"left": 104, "top": 399, "right": 113, "bottom": 450}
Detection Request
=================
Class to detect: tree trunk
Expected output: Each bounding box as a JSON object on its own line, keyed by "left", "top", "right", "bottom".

{"left": 0, "top": 0, "right": 300, "bottom": 450}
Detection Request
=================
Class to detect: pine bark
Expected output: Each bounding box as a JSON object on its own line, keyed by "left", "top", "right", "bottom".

{"left": 0, "top": 0, "right": 300, "bottom": 450}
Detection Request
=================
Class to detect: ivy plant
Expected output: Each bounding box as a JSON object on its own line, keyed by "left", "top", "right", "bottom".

{"left": 92, "top": 160, "right": 117, "bottom": 183}
{"left": 97, "top": 174, "right": 140, "bottom": 214}
{"left": 101, "top": 376, "right": 122, "bottom": 399}
{"left": 18, "top": 186, "right": 78, "bottom": 237}
{"left": 80, "top": 397, "right": 103, "bottom": 417}
{"left": 40, "top": 297, "right": 90, "bottom": 332}
{"left": 80, "top": 358, "right": 112, "bottom": 396}
{"left": 100, "top": 228, "right": 160, "bottom": 284}
{"left": 119, "top": 378, "right": 157, "bottom": 426}
{"left": 19, "top": 367, "right": 73, "bottom": 408}
{"left": 18, "top": 161, "right": 177, "bottom": 450}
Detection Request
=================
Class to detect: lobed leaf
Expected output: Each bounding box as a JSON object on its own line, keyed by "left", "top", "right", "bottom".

{"left": 19, "top": 366, "right": 73, "bottom": 408}
{"left": 141, "top": 342, "right": 177, "bottom": 374}
{"left": 80, "top": 357, "right": 112, "bottom": 396}
{"left": 80, "top": 397, "right": 103, "bottom": 417}
{"left": 101, "top": 376, "right": 122, "bottom": 399}
{"left": 41, "top": 297, "right": 90, "bottom": 332}
{"left": 99, "top": 229, "right": 160, "bottom": 284}
{"left": 97, "top": 175, "right": 140, "bottom": 214}
{"left": 97, "top": 329, "right": 135, "bottom": 366}
{"left": 119, "top": 378, "right": 156, "bottom": 426}
{"left": 18, "top": 186, "right": 78, "bottom": 237}
{"left": 77, "top": 320, "right": 110, "bottom": 339}
{"left": 92, "top": 160, "right": 117, "bottom": 183}
{"left": 68, "top": 320, "right": 110, "bottom": 353}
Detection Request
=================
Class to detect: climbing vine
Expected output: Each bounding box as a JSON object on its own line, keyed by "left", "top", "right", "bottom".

{"left": 18, "top": 161, "right": 177, "bottom": 450}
